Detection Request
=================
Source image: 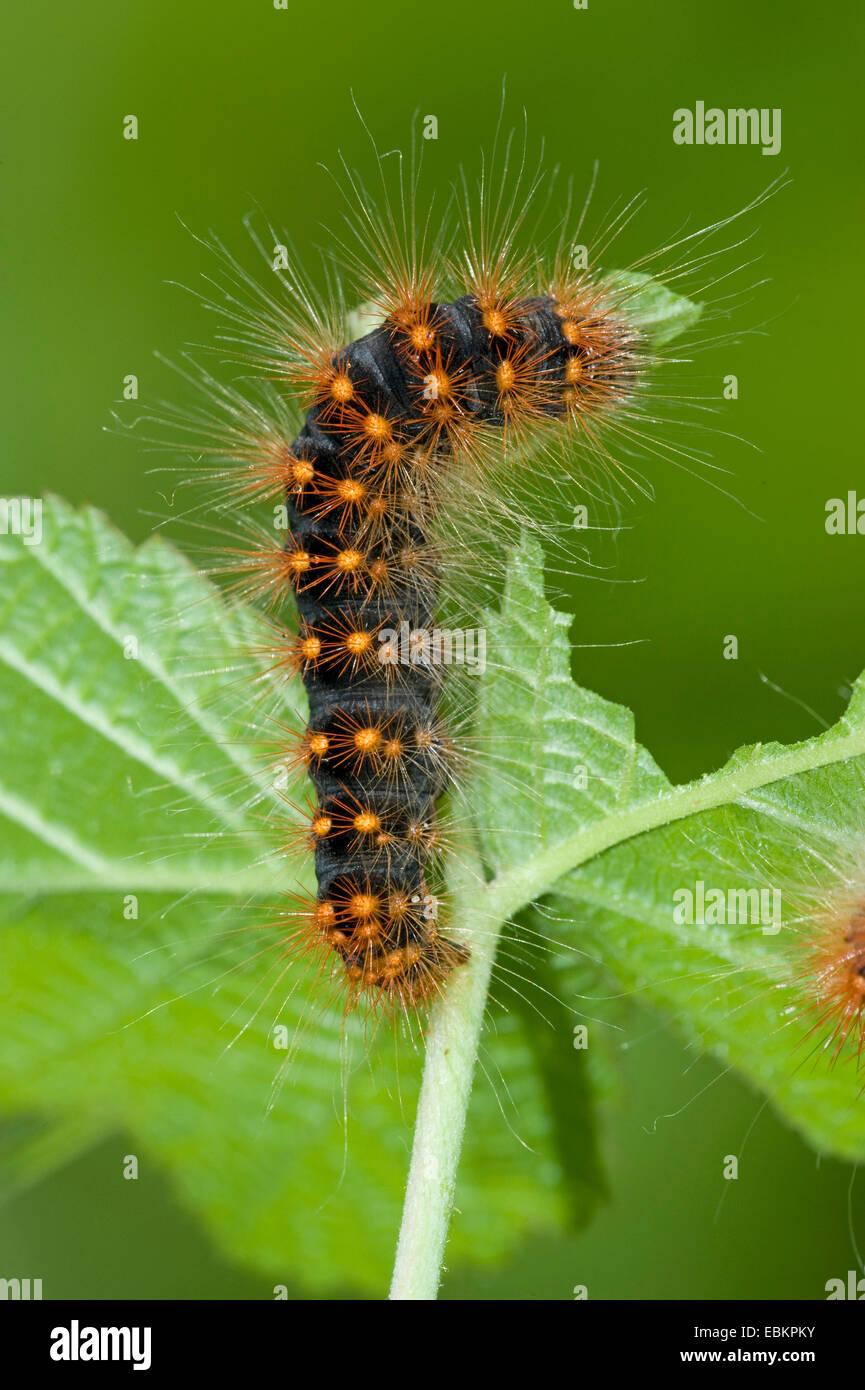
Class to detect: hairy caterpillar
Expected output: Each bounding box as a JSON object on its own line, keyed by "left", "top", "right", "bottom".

{"left": 809, "top": 899, "right": 865, "bottom": 1066}
{"left": 788, "top": 837, "right": 865, "bottom": 1069}
{"left": 268, "top": 276, "right": 637, "bottom": 1010}
{"left": 135, "top": 116, "right": 781, "bottom": 1036}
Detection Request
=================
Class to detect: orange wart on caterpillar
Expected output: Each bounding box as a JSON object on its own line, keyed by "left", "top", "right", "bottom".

{"left": 136, "top": 120, "right": 781, "bottom": 1033}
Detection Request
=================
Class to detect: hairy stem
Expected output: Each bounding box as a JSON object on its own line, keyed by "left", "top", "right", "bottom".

{"left": 389, "top": 845, "right": 497, "bottom": 1300}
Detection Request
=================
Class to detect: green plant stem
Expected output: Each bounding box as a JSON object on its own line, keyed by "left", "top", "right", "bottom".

{"left": 486, "top": 717, "right": 865, "bottom": 923}
{"left": 389, "top": 845, "right": 497, "bottom": 1300}
{"left": 389, "top": 714, "right": 865, "bottom": 1298}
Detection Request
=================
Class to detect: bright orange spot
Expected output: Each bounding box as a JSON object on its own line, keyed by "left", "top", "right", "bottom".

{"left": 367, "top": 559, "right": 390, "bottom": 584}
{"left": 382, "top": 950, "right": 405, "bottom": 979}
{"left": 344, "top": 630, "right": 372, "bottom": 656}
{"left": 286, "top": 549, "right": 312, "bottom": 575}
{"left": 363, "top": 413, "right": 391, "bottom": 440}
{"left": 424, "top": 370, "right": 451, "bottom": 401}
{"left": 336, "top": 548, "right": 364, "bottom": 572}
{"left": 307, "top": 732, "right": 329, "bottom": 757}
{"left": 336, "top": 477, "right": 366, "bottom": 503}
{"left": 350, "top": 893, "right": 378, "bottom": 919}
{"left": 289, "top": 457, "right": 315, "bottom": 487}
{"left": 329, "top": 372, "right": 354, "bottom": 403}
{"left": 381, "top": 440, "right": 403, "bottom": 468}
{"left": 353, "top": 810, "right": 381, "bottom": 834}
{"left": 483, "top": 307, "right": 508, "bottom": 337}
{"left": 560, "top": 319, "right": 581, "bottom": 346}
{"left": 314, "top": 901, "right": 336, "bottom": 929}
{"left": 409, "top": 323, "right": 436, "bottom": 352}
{"left": 299, "top": 635, "right": 322, "bottom": 660}
{"left": 496, "top": 359, "right": 516, "bottom": 393}
{"left": 311, "top": 815, "right": 332, "bottom": 838}
{"left": 565, "top": 355, "right": 584, "bottom": 385}
{"left": 353, "top": 727, "right": 381, "bottom": 753}
{"left": 357, "top": 918, "right": 383, "bottom": 941}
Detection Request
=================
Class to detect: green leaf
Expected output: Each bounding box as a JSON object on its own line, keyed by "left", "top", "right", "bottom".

{"left": 0, "top": 500, "right": 596, "bottom": 1293}
{"left": 0, "top": 496, "right": 294, "bottom": 895}
{"left": 603, "top": 268, "right": 703, "bottom": 347}
{"left": 0, "top": 1111, "right": 110, "bottom": 1201}
{"left": 548, "top": 778, "right": 865, "bottom": 1161}
{"left": 474, "top": 538, "right": 670, "bottom": 882}
{"left": 3, "top": 500, "right": 863, "bottom": 1300}
{"left": 473, "top": 536, "right": 865, "bottom": 1161}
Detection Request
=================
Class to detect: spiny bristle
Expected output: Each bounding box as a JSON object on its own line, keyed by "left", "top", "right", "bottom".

{"left": 804, "top": 896, "right": 865, "bottom": 1065}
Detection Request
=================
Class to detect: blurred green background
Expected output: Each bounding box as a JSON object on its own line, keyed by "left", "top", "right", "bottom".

{"left": 2, "top": 0, "right": 863, "bottom": 1299}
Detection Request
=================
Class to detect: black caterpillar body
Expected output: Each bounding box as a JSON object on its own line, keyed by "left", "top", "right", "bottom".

{"left": 284, "top": 291, "right": 635, "bottom": 1005}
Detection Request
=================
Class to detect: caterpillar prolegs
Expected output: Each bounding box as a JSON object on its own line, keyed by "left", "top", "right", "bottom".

{"left": 275, "top": 288, "right": 637, "bottom": 1008}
